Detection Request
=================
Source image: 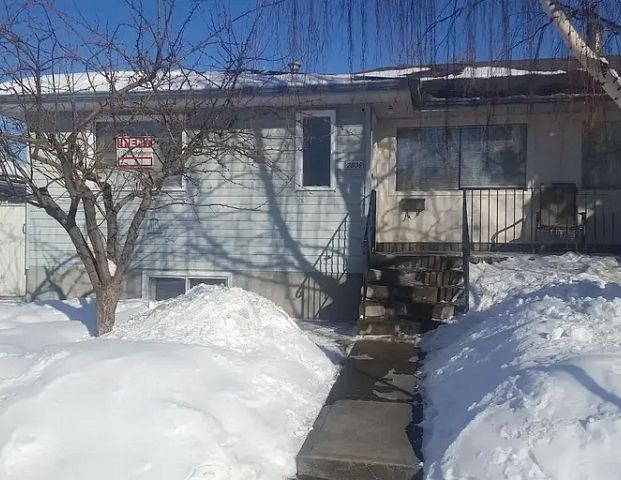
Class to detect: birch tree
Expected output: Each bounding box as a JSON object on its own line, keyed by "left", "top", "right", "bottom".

{"left": 540, "top": 0, "right": 621, "bottom": 108}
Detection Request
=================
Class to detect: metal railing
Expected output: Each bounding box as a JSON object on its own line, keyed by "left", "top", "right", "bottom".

{"left": 462, "top": 187, "right": 621, "bottom": 253}
{"left": 462, "top": 189, "right": 471, "bottom": 314}
{"left": 361, "top": 189, "right": 377, "bottom": 321}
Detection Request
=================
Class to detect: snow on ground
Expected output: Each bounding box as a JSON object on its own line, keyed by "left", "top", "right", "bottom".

{"left": 0, "top": 286, "right": 343, "bottom": 480}
{"left": 422, "top": 253, "right": 621, "bottom": 480}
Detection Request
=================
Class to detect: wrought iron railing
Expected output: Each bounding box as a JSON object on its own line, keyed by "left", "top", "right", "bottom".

{"left": 461, "top": 189, "right": 471, "bottom": 314}
{"left": 463, "top": 187, "right": 621, "bottom": 253}
{"left": 361, "top": 189, "right": 377, "bottom": 321}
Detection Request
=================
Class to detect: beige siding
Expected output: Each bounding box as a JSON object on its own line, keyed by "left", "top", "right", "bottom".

{"left": 373, "top": 101, "right": 621, "bottom": 246}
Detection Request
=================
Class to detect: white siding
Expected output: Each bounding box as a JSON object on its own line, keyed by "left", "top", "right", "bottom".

{"left": 27, "top": 106, "right": 369, "bottom": 277}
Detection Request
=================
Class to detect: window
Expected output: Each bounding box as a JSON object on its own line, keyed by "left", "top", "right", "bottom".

{"left": 146, "top": 273, "right": 229, "bottom": 301}
{"left": 460, "top": 125, "right": 527, "bottom": 188}
{"left": 95, "top": 121, "right": 184, "bottom": 191}
{"left": 396, "top": 127, "right": 459, "bottom": 190}
{"left": 152, "top": 277, "right": 186, "bottom": 301}
{"left": 296, "top": 111, "right": 335, "bottom": 188}
{"left": 396, "top": 124, "right": 527, "bottom": 190}
{"left": 189, "top": 277, "right": 228, "bottom": 289}
{"left": 582, "top": 121, "right": 621, "bottom": 189}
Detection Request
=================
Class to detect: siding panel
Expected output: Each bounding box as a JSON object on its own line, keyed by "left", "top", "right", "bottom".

{"left": 27, "top": 106, "right": 368, "bottom": 276}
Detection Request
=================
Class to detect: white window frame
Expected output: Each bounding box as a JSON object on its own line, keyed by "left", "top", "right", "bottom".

{"left": 141, "top": 270, "right": 231, "bottom": 300}
{"left": 93, "top": 117, "right": 187, "bottom": 193}
{"left": 295, "top": 110, "right": 336, "bottom": 190}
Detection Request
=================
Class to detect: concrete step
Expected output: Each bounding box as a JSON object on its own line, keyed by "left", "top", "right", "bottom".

{"left": 365, "top": 284, "right": 464, "bottom": 304}
{"left": 370, "top": 252, "right": 463, "bottom": 270}
{"left": 363, "top": 300, "right": 408, "bottom": 318}
{"left": 366, "top": 284, "right": 439, "bottom": 303}
{"left": 363, "top": 298, "right": 459, "bottom": 319}
{"left": 368, "top": 268, "right": 463, "bottom": 287}
{"left": 357, "top": 315, "right": 423, "bottom": 336}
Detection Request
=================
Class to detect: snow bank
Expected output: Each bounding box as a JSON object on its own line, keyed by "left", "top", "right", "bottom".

{"left": 0, "top": 287, "right": 337, "bottom": 479}
{"left": 422, "top": 253, "right": 621, "bottom": 479}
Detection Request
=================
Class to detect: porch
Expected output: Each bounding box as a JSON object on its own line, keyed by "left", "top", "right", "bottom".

{"left": 374, "top": 187, "right": 621, "bottom": 255}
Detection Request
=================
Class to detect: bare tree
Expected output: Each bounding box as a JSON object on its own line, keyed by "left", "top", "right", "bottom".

{"left": 0, "top": 0, "right": 275, "bottom": 335}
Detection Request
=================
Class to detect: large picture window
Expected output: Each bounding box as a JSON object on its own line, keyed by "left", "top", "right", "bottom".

{"left": 95, "top": 121, "right": 184, "bottom": 191}
{"left": 396, "top": 124, "right": 527, "bottom": 191}
{"left": 582, "top": 121, "right": 621, "bottom": 189}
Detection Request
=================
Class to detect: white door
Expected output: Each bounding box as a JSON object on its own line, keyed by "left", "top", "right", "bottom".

{"left": 0, "top": 204, "right": 26, "bottom": 297}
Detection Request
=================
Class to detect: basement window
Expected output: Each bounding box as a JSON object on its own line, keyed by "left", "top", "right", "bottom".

{"left": 296, "top": 110, "right": 335, "bottom": 189}
{"left": 146, "top": 273, "right": 230, "bottom": 301}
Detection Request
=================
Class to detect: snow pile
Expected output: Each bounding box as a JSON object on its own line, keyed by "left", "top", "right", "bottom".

{"left": 0, "top": 287, "right": 337, "bottom": 480}
{"left": 422, "top": 253, "right": 621, "bottom": 480}
{"left": 113, "top": 286, "right": 325, "bottom": 356}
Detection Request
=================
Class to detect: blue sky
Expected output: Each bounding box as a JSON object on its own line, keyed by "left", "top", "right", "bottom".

{"left": 50, "top": 0, "right": 383, "bottom": 73}
{"left": 45, "top": 0, "right": 593, "bottom": 73}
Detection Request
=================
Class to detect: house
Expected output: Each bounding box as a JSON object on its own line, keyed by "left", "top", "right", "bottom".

{"left": 0, "top": 57, "right": 619, "bottom": 322}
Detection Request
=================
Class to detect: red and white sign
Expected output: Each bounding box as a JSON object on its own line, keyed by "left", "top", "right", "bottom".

{"left": 115, "top": 136, "right": 154, "bottom": 168}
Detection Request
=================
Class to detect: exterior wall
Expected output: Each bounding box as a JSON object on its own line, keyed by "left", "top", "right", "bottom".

{"left": 0, "top": 203, "right": 26, "bottom": 296}
{"left": 26, "top": 265, "right": 362, "bottom": 321}
{"left": 373, "top": 101, "right": 621, "bottom": 248}
{"left": 25, "top": 105, "right": 369, "bottom": 320}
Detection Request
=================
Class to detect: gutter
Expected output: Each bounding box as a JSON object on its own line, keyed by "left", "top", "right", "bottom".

{"left": 0, "top": 77, "right": 410, "bottom": 108}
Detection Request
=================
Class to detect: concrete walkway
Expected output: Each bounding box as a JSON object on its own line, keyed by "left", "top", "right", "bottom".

{"left": 296, "top": 339, "right": 423, "bottom": 480}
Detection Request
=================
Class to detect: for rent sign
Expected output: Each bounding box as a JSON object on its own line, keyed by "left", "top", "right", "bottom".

{"left": 115, "top": 136, "right": 154, "bottom": 167}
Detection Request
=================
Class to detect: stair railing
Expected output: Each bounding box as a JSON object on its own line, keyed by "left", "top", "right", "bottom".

{"left": 361, "top": 189, "right": 377, "bottom": 322}
{"left": 462, "top": 189, "right": 471, "bottom": 314}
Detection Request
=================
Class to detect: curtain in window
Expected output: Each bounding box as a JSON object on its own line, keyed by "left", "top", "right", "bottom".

{"left": 396, "top": 124, "right": 527, "bottom": 190}
{"left": 460, "top": 124, "right": 527, "bottom": 188}
{"left": 396, "top": 127, "right": 459, "bottom": 190}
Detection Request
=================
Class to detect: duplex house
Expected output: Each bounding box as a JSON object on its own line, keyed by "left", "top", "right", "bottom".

{"left": 1, "top": 57, "right": 619, "bottom": 322}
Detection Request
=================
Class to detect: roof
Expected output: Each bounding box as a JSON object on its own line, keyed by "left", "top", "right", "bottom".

{"left": 0, "top": 56, "right": 616, "bottom": 108}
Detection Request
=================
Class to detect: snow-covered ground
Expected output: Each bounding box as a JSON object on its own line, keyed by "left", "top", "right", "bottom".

{"left": 0, "top": 286, "right": 347, "bottom": 480}
{"left": 423, "top": 253, "right": 621, "bottom": 480}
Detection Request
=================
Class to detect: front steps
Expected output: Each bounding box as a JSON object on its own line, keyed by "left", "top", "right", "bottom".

{"left": 359, "top": 252, "right": 466, "bottom": 335}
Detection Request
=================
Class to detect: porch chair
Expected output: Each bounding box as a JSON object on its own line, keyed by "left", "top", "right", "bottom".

{"left": 535, "top": 183, "right": 585, "bottom": 251}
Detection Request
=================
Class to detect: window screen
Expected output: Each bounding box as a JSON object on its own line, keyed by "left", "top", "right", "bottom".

{"left": 95, "top": 121, "right": 183, "bottom": 190}
{"left": 302, "top": 116, "right": 332, "bottom": 187}
{"left": 583, "top": 121, "right": 621, "bottom": 188}
{"left": 189, "top": 277, "right": 228, "bottom": 288}
{"left": 396, "top": 127, "right": 459, "bottom": 190}
{"left": 152, "top": 277, "right": 185, "bottom": 301}
{"left": 460, "top": 124, "right": 527, "bottom": 188}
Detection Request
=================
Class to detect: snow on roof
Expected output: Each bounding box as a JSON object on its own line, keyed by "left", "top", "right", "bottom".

{"left": 420, "top": 65, "right": 567, "bottom": 81}
{"left": 0, "top": 69, "right": 364, "bottom": 96}
{"left": 353, "top": 66, "right": 432, "bottom": 78}
{"left": 0, "top": 63, "right": 569, "bottom": 97}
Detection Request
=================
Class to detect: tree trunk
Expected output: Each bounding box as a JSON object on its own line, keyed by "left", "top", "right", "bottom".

{"left": 540, "top": 0, "right": 621, "bottom": 109}
{"left": 95, "top": 283, "right": 122, "bottom": 336}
